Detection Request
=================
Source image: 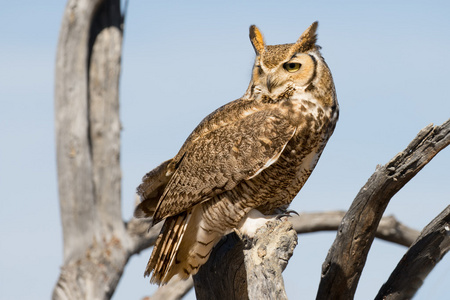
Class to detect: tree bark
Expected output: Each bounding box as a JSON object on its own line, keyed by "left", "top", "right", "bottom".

{"left": 290, "top": 211, "right": 420, "bottom": 247}
{"left": 375, "top": 205, "right": 450, "bottom": 300}
{"left": 193, "top": 232, "right": 249, "bottom": 300}
{"left": 53, "top": 0, "right": 127, "bottom": 299}
{"left": 150, "top": 212, "right": 420, "bottom": 300}
{"left": 193, "top": 218, "right": 297, "bottom": 300}
{"left": 144, "top": 276, "right": 194, "bottom": 300}
{"left": 316, "top": 119, "right": 450, "bottom": 300}
{"left": 243, "top": 220, "right": 298, "bottom": 300}
{"left": 54, "top": 0, "right": 103, "bottom": 264}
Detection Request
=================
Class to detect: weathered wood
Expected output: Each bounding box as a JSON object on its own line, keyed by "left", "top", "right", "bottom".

{"left": 375, "top": 205, "right": 450, "bottom": 300}
{"left": 374, "top": 214, "right": 420, "bottom": 247}
{"left": 291, "top": 211, "right": 420, "bottom": 247}
{"left": 193, "top": 218, "right": 297, "bottom": 300}
{"left": 147, "top": 212, "right": 419, "bottom": 299}
{"left": 316, "top": 119, "right": 450, "bottom": 300}
{"left": 54, "top": 0, "right": 102, "bottom": 264}
{"left": 146, "top": 276, "right": 194, "bottom": 300}
{"left": 193, "top": 232, "right": 248, "bottom": 300}
{"left": 53, "top": 0, "right": 127, "bottom": 299}
{"left": 88, "top": 0, "right": 123, "bottom": 236}
{"left": 244, "top": 219, "right": 298, "bottom": 300}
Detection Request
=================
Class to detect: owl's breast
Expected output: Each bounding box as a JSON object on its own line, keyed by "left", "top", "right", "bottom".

{"left": 246, "top": 96, "right": 337, "bottom": 213}
{"left": 286, "top": 95, "right": 338, "bottom": 171}
{"left": 279, "top": 95, "right": 326, "bottom": 126}
{"left": 249, "top": 129, "right": 331, "bottom": 213}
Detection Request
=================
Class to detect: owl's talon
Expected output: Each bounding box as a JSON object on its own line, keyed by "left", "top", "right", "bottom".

{"left": 276, "top": 210, "right": 299, "bottom": 219}
{"left": 286, "top": 209, "right": 299, "bottom": 216}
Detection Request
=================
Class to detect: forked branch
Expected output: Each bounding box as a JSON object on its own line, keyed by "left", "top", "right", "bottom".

{"left": 316, "top": 118, "right": 450, "bottom": 300}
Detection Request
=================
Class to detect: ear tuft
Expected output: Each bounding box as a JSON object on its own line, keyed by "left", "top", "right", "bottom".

{"left": 249, "top": 25, "right": 265, "bottom": 55}
{"left": 294, "top": 21, "right": 319, "bottom": 53}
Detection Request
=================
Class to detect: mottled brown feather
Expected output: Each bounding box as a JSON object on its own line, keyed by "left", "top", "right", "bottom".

{"left": 135, "top": 159, "right": 173, "bottom": 218}
{"left": 135, "top": 22, "right": 339, "bottom": 285}
{"left": 152, "top": 109, "right": 296, "bottom": 224}
{"left": 147, "top": 212, "right": 190, "bottom": 284}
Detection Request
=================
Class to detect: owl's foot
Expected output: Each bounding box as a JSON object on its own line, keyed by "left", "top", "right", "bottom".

{"left": 236, "top": 209, "right": 276, "bottom": 238}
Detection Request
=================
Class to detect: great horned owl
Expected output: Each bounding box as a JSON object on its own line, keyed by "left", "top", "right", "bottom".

{"left": 134, "top": 21, "right": 339, "bottom": 284}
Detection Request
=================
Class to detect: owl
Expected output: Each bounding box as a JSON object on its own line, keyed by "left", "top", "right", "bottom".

{"left": 134, "top": 21, "right": 339, "bottom": 285}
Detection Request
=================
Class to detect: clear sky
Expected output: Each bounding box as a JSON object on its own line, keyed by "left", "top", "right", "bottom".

{"left": 1, "top": 1, "right": 449, "bottom": 299}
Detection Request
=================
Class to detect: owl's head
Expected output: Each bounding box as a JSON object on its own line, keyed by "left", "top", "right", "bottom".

{"left": 248, "top": 22, "right": 335, "bottom": 107}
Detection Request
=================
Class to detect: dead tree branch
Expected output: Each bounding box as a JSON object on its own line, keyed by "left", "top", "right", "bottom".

{"left": 375, "top": 205, "right": 450, "bottom": 300}
{"left": 144, "top": 276, "right": 194, "bottom": 300}
{"left": 146, "top": 211, "right": 420, "bottom": 300}
{"left": 316, "top": 118, "right": 450, "bottom": 300}
{"left": 193, "top": 218, "right": 297, "bottom": 300}
{"left": 291, "top": 211, "right": 420, "bottom": 247}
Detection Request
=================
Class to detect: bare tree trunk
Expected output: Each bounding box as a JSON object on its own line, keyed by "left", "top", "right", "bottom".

{"left": 53, "top": 0, "right": 127, "bottom": 299}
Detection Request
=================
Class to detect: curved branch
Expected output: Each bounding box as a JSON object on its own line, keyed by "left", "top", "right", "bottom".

{"left": 290, "top": 212, "right": 419, "bottom": 247}
{"left": 375, "top": 205, "right": 450, "bottom": 300}
{"left": 316, "top": 118, "right": 450, "bottom": 300}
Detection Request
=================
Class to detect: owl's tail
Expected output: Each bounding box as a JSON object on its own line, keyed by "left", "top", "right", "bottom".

{"left": 146, "top": 205, "right": 221, "bottom": 285}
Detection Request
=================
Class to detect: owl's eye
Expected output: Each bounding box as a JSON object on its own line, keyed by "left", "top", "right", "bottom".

{"left": 283, "top": 62, "right": 301, "bottom": 73}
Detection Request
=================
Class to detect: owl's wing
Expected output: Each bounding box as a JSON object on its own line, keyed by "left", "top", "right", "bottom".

{"left": 134, "top": 159, "right": 173, "bottom": 219}
{"left": 152, "top": 109, "right": 296, "bottom": 224}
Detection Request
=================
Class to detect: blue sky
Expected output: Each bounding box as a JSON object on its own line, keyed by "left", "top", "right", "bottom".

{"left": 1, "top": 1, "right": 449, "bottom": 299}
